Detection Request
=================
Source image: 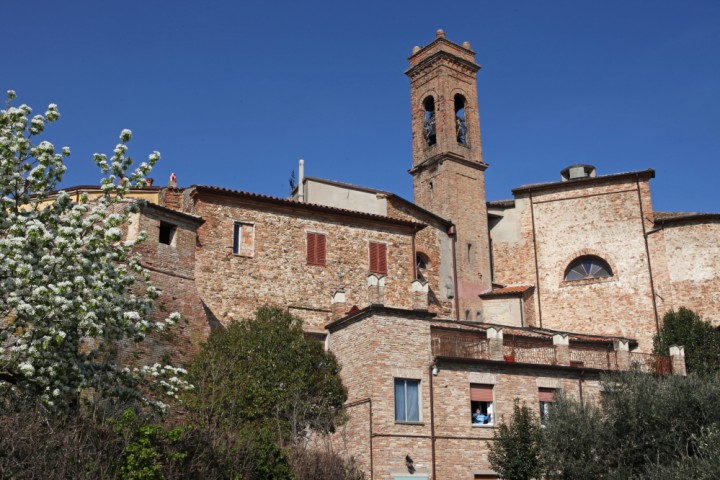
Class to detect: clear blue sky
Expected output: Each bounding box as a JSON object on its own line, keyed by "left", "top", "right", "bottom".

{"left": 5, "top": 0, "right": 719, "bottom": 213}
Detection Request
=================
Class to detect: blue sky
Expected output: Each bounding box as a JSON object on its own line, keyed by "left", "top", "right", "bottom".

{"left": 5, "top": 0, "right": 719, "bottom": 213}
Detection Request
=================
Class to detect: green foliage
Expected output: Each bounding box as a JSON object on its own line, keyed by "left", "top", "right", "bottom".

{"left": 186, "top": 306, "right": 347, "bottom": 445}
{"left": 488, "top": 399, "right": 544, "bottom": 480}
{"left": 654, "top": 307, "right": 720, "bottom": 375}
{"left": 114, "top": 409, "right": 187, "bottom": 480}
{"left": 540, "top": 371, "right": 720, "bottom": 479}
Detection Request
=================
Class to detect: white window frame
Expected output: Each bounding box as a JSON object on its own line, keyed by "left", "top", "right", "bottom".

{"left": 394, "top": 377, "right": 422, "bottom": 423}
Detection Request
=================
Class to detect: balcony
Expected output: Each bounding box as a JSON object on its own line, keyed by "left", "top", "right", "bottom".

{"left": 431, "top": 330, "right": 674, "bottom": 375}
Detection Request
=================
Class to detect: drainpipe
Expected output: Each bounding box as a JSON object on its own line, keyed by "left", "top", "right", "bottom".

{"left": 449, "top": 224, "right": 460, "bottom": 321}
{"left": 429, "top": 363, "right": 437, "bottom": 479}
{"left": 412, "top": 228, "right": 418, "bottom": 279}
{"left": 344, "top": 398, "right": 374, "bottom": 479}
{"left": 635, "top": 177, "right": 660, "bottom": 332}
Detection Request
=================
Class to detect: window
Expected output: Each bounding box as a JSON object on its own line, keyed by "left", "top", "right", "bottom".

{"left": 233, "top": 222, "right": 255, "bottom": 256}
{"left": 564, "top": 255, "right": 612, "bottom": 281}
{"left": 395, "top": 378, "right": 420, "bottom": 422}
{"left": 455, "top": 94, "right": 467, "bottom": 145}
{"left": 423, "top": 96, "right": 436, "bottom": 146}
{"left": 306, "top": 232, "right": 326, "bottom": 266}
{"left": 158, "top": 221, "right": 176, "bottom": 245}
{"left": 369, "top": 241, "right": 387, "bottom": 275}
{"left": 538, "top": 387, "right": 556, "bottom": 424}
{"left": 470, "top": 384, "right": 494, "bottom": 425}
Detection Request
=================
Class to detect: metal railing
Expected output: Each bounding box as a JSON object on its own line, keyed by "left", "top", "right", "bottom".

{"left": 629, "top": 352, "right": 672, "bottom": 375}
{"left": 431, "top": 333, "right": 490, "bottom": 361}
{"left": 569, "top": 347, "right": 618, "bottom": 371}
{"left": 503, "top": 340, "right": 557, "bottom": 366}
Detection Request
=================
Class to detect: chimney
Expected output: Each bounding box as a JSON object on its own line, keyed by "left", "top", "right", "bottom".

{"left": 298, "top": 159, "right": 305, "bottom": 202}
{"left": 146, "top": 178, "right": 154, "bottom": 187}
{"left": 560, "top": 164, "right": 596, "bottom": 182}
{"left": 168, "top": 172, "right": 178, "bottom": 188}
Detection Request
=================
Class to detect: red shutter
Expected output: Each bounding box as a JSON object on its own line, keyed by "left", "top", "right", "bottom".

{"left": 369, "top": 241, "right": 387, "bottom": 274}
{"left": 470, "top": 384, "right": 493, "bottom": 402}
{"left": 316, "top": 233, "right": 326, "bottom": 265}
{"left": 538, "top": 388, "right": 556, "bottom": 403}
{"left": 307, "top": 233, "right": 326, "bottom": 266}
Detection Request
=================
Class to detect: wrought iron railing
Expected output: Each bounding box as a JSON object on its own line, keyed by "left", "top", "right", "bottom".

{"left": 503, "top": 340, "right": 557, "bottom": 366}
{"left": 431, "top": 333, "right": 490, "bottom": 360}
{"left": 629, "top": 352, "right": 672, "bottom": 375}
{"left": 569, "top": 347, "right": 618, "bottom": 370}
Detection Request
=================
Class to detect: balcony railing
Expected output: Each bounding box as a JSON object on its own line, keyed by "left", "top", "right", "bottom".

{"left": 503, "top": 340, "right": 557, "bottom": 366}
{"left": 431, "top": 331, "right": 673, "bottom": 375}
{"left": 629, "top": 352, "right": 672, "bottom": 375}
{"left": 570, "top": 347, "right": 618, "bottom": 370}
{"left": 431, "top": 333, "right": 490, "bottom": 361}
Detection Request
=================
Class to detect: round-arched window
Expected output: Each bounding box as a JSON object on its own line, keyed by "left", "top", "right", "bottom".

{"left": 564, "top": 256, "right": 612, "bottom": 281}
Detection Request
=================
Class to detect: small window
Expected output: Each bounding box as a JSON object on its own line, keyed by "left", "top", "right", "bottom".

{"left": 369, "top": 241, "right": 387, "bottom": 275}
{"left": 423, "top": 96, "right": 436, "bottom": 146}
{"left": 159, "top": 221, "right": 176, "bottom": 245}
{"left": 467, "top": 243, "right": 473, "bottom": 265}
{"left": 538, "top": 387, "right": 556, "bottom": 424}
{"left": 564, "top": 256, "right": 612, "bottom": 281}
{"left": 395, "top": 378, "right": 420, "bottom": 422}
{"left": 233, "top": 222, "right": 255, "bottom": 256}
{"left": 306, "top": 232, "right": 326, "bottom": 266}
{"left": 471, "top": 384, "right": 494, "bottom": 425}
{"left": 455, "top": 94, "right": 467, "bottom": 145}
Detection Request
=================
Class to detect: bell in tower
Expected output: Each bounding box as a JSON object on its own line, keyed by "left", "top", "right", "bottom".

{"left": 406, "top": 30, "right": 492, "bottom": 317}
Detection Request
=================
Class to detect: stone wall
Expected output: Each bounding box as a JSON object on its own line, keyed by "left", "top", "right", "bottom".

{"left": 191, "top": 192, "right": 417, "bottom": 331}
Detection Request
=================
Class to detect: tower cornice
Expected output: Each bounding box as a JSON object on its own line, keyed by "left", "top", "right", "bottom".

{"left": 408, "top": 151, "right": 489, "bottom": 176}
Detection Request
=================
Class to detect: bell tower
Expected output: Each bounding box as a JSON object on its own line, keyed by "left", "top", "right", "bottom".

{"left": 406, "top": 30, "right": 491, "bottom": 318}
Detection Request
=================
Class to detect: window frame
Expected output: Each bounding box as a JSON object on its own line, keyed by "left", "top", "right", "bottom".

{"left": 564, "top": 255, "right": 612, "bottom": 282}
{"left": 233, "top": 221, "right": 255, "bottom": 257}
{"left": 394, "top": 378, "right": 422, "bottom": 423}
{"left": 306, "top": 231, "right": 327, "bottom": 266}
{"left": 538, "top": 387, "right": 556, "bottom": 424}
{"left": 470, "top": 383, "right": 495, "bottom": 427}
{"left": 158, "top": 221, "right": 177, "bottom": 246}
{"left": 368, "top": 240, "right": 388, "bottom": 275}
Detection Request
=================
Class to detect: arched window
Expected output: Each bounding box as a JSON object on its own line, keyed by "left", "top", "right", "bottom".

{"left": 454, "top": 94, "right": 467, "bottom": 145}
{"left": 564, "top": 256, "right": 613, "bottom": 281}
{"left": 423, "top": 96, "right": 436, "bottom": 146}
{"left": 416, "top": 252, "right": 430, "bottom": 280}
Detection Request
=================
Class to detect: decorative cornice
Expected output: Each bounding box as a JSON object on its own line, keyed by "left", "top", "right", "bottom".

{"left": 405, "top": 51, "right": 480, "bottom": 79}
{"left": 409, "top": 152, "right": 488, "bottom": 176}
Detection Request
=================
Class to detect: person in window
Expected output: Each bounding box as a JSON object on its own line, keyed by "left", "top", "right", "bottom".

{"left": 472, "top": 407, "right": 487, "bottom": 424}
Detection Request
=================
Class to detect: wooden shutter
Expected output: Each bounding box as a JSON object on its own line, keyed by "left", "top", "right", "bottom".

{"left": 369, "top": 241, "right": 387, "bottom": 274}
{"left": 307, "top": 232, "right": 326, "bottom": 266}
{"left": 470, "top": 384, "right": 493, "bottom": 402}
{"left": 538, "top": 388, "right": 556, "bottom": 403}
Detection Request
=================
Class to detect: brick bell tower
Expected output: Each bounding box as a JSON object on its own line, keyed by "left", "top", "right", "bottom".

{"left": 406, "top": 29, "right": 491, "bottom": 319}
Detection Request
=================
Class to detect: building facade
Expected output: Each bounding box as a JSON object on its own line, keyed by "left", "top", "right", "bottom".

{"left": 95, "top": 30, "right": 717, "bottom": 479}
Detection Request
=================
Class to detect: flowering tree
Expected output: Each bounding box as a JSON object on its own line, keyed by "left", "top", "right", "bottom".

{"left": 0, "top": 90, "right": 188, "bottom": 410}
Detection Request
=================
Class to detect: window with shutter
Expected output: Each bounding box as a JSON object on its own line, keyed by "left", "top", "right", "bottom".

{"left": 470, "top": 383, "right": 494, "bottom": 425}
{"left": 369, "top": 241, "right": 387, "bottom": 275}
{"left": 306, "top": 232, "right": 326, "bottom": 266}
{"left": 539, "top": 387, "right": 556, "bottom": 424}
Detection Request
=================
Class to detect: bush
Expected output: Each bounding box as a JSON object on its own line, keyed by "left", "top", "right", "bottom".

{"left": 488, "top": 400, "right": 544, "bottom": 480}
{"left": 654, "top": 307, "right": 720, "bottom": 375}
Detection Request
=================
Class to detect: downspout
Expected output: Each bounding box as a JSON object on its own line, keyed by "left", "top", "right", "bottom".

{"left": 529, "top": 192, "right": 543, "bottom": 328}
{"left": 635, "top": 177, "right": 660, "bottom": 332}
{"left": 449, "top": 224, "right": 460, "bottom": 321}
{"left": 578, "top": 371, "right": 584, "bottom": 406}
{"left": 429, "top": 363, "right": 437, "bottom": 480}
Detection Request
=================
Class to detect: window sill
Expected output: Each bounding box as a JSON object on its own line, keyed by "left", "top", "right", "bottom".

{"left": 233, "top": 253, "right": 254, "bottom": 258}
{"left": 395, "top": 421, "right": 425, "bottom": 426}
{"left": 560, "top": 276, "right": 616, "bottom": 288}
{"left": 471, "top": 424, "right": 494, "bottom": 428}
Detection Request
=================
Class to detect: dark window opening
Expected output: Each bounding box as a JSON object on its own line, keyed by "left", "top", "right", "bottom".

{"left": 467, "top": 242, "right": 473, "bottom": 265}
{"left": 416, "top": 252, "right": 430, "bottom": 280}
{"left": 465, "top": 309, "right": 471, "bottom": 321}
{"left": 564, "top": 255, "right": 612, "bottom": 281}
{"left": 159, "top": 221, "right": 176, "bottom": 245}
{"left": 423, "top": 96, "right": 436, "bottom": 146}
{"left": 455, "top": 94, "right": 467, "bottom": 145}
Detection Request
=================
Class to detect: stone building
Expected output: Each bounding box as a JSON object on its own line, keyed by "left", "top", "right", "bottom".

{"left": 81, "top": 30, "right": 717, "bottom": 479}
